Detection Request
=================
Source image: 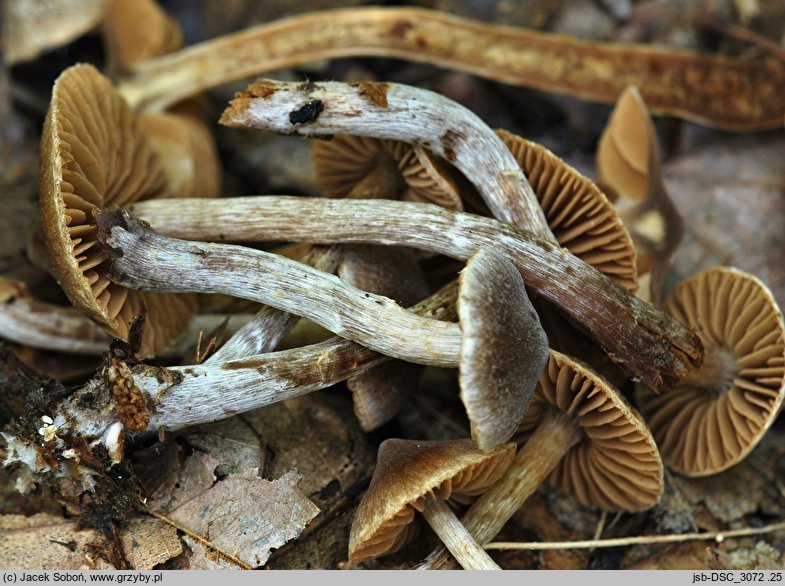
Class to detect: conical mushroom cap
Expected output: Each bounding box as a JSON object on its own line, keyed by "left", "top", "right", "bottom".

{"left": 596, "top": 86, "right": 651, "bottom": 203}
{"left": 458, "top": 247, "right": 549, "bottom": 452}
{"left": 497, "top": 129, "right": 638, "bottom": 293}
{"left": 39, "top": 64, "right": 196, "bottom": 356}
{"left": 636, "top": 267, "right": 785, "bottom": 476}
{"left": 103, "top": 0, "right": 183, "bottom": 74}
{"left": 340, "top": 245, "right": 430, "bottom": 432}
{"left": 312, "top": 135, "right": 463, "bottom": 209}
{"left": 517, "top": 351, "right": 664, "bottom": 512}
{"left": 349, "top": 438, "right": 514, "bottom": 563}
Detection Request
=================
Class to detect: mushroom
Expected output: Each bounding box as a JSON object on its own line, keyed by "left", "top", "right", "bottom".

{"left": 127, "top": 196, "right": 702, "bottom": 391}
{"left": 339, "top": 245, "right": 432, "bottom": 431}
{"left": 103, "top": 0, "right": 182, "bottom": 76}
{"left": 421, "top": 350, "right": 664, "bottom": 570}
{"left": 313, "top": 135, "right": 462, "bottom": 209}
{"left": 0, "top": 276, "right": 112, "bottom": 355}
{"left": 349, "top": 439, "right": 515, "bottom": 570}
{"left": 98, "top": 212, "right": 549, "bottom": 450}
{"left": 39, "top": 63, "right": 197, "bottom": 356}
{"left": 635, "top": 267, "right": 785, "bottom": 476}
{"left": 596, "top": 86, "right": 684, "bottom": 304}
{"left": 219, "top": 79, "right": 553, "bottom": 238}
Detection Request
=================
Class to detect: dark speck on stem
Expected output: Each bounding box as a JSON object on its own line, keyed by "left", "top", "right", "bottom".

{"left": 289, "top": 100, "right": 324, "bottom": 125}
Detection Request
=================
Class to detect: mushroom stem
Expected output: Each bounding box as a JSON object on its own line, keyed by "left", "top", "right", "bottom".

{"left": 0, "top": 294, "right": 113, "bottom": 355}
{"left": 129, "top": 197, "right": 702, "bottom": 391}
{"left": 219, "top": 79, "right": 553, "bottom": 238}
{"left": 419, "top": 496, "right": 500, "bottom": 571}
{"left": 678, "top": 347, "right": 737, "bottom": 393}
{"left": 56, "top": 281, "right": 459, "bottom": 438}
{"left": 420, "top": 408, "right": 581, "bottom": 570}
{"left": 207, "top": 161, "right": 403, "bottom": 364}
{"left": 98, "top": 210, "right": 461, "bottom": 367}
{"left": 114, "top": 7, "right": 785, "bottom": 130}
{"left": 205, "top": 244, "right": 342, "bottom": 362}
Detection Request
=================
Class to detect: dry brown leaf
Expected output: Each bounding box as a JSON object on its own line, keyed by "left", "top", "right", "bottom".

{"left": 0, "top": 513, "right": 180, "bottom": 570}
{"left": 666, "top": 130, "right": 785, "bottom": 303}
{"left": 186, "top": 393, "right": 375, "bottom": 514}
{"left": 169, "top": 469, "right": 319, "bottom": 568}
{"left": 2, "top": 0, "right": 105, "bottom": 65}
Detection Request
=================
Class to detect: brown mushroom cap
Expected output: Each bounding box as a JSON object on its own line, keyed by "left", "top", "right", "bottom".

{"left": 103, "top": 0, "right": 183, "bottom": 75}
{"left": 349, "top": 438, "right": 515, "bottom": 563}
{"left": 596, "top": 86, "right": 650, "bottom": 203}
{"left": 517, "top": 351, "right": 664, "bottom": 511}
{"left": 458, "top": 247, "right": 549, "bottom": 451}
{"left": 312, "top": 135, "right": 463, "bottom": 209}
{"left": 39, "top": 64, "right": 196, "bottom": 356}
{"left": 636, "top": 267, "right": 785, "bottom": 476}
{"left": 497, "top": 129, "right": 638, "bottom": 293}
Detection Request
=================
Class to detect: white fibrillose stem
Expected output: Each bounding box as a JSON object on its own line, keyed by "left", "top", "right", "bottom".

{"left": 98, "top": 209, "right": 462, "bottom": 368}
{"left": 129, "top": 197, "right": 702, "bottom": 392}
{"left": 218, "top": 79, "right": 553, "bottom": 239}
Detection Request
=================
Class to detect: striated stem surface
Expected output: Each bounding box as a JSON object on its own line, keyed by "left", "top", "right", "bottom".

{"left": 420, "top": 497, "right": 500, "bottom": 571}
{"left": 117, "top": 7, "right": 785, "bottom": 130}
{"left": 131, "top": 196, "right": 702, "bottom": 391}
{"left": 220, "top": 79, "right": 552, "bottom": 237}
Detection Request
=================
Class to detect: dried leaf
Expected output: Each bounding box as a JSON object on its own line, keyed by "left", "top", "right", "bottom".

{"left": 0, "top": 513, "right": 180, "bottom": 569}
{"left": 665, "top": 129, "right": 785, "bottom": 306}
{"left": 171, "top": 469, "right": 319, "bottom": 568}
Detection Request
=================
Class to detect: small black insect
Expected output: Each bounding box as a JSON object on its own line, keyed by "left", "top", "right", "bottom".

{"left": 289, "top": 99, "right": 324, "bottom": 125}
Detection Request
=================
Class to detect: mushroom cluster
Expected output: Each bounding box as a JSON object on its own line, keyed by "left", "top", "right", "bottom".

{"left": 2, "top": 2, "right": 784, "bottom": 573}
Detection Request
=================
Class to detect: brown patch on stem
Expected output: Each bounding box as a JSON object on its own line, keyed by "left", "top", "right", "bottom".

{"left": 107, "top": 359, "right": 149, "bottom": 432}
{"left": 351, "top": 82, "right": 389, "bottom": 108}
{"left": 237, "top": 79, "right": 278, "bottom": 100}
{"left": 441, "top": 129, "right": 465, "bottom": 161}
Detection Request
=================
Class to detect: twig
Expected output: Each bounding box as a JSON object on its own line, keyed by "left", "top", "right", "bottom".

{"left": 484, "top": 521, "right": 785, "bottom": 550}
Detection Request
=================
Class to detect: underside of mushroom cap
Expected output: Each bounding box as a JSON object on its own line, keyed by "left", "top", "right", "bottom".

{"left": 497, "top": 129, "right": 638, "bottom": 293}
{"left": 39, "top": 64, "right": 196, "bottom": 356}
{"left": 312, "top": 135, "right": 463, "bottom": 209}
{"left": 349, "top": 438, "right": 514, "bottom": 563}
{"left": 517, "top": 351, "right": 664, "bottom": 512}
{"left": 636, "top": 267, "right": 785, "bottom": 476}
{"left": 458, "top": 247, "right": 549, "bottom": 452}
